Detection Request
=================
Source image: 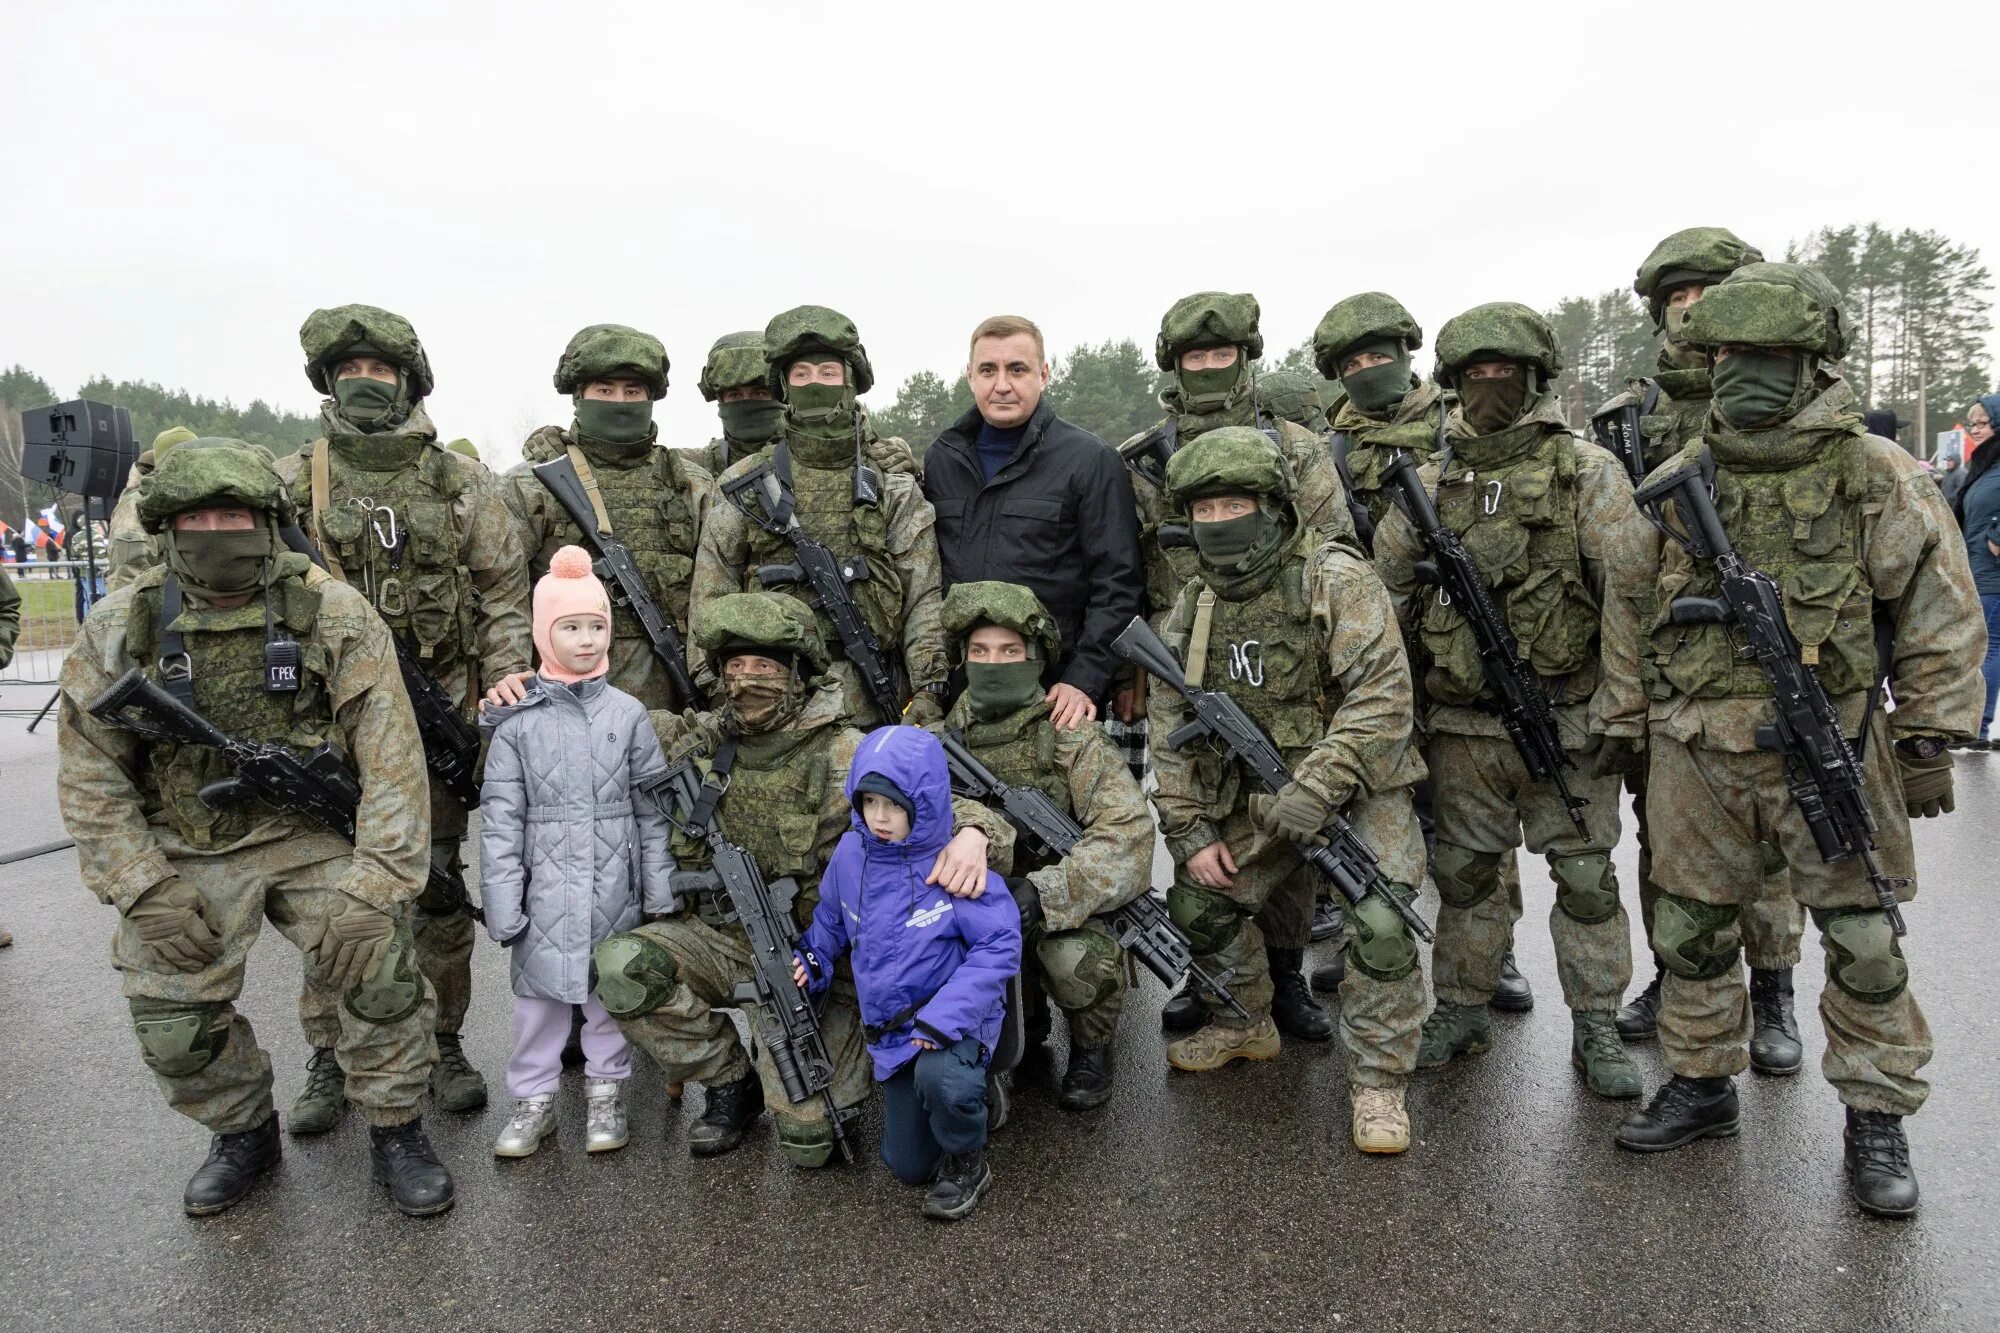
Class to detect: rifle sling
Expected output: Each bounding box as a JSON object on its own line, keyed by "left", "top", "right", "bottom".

{"left": 309, "top": 443, "right": 346, "bottom": 584}
{"left": 563, "top": 446, "right": 616, "bottom": 538}
{"left": 156, "top": 575, "right": 196, "bottom": 708}
{"left": 689, "top": 736, "right": 739, "bottom": 831}
{"left": 1185, "top": 587, "right": 1217, "bottom": 689}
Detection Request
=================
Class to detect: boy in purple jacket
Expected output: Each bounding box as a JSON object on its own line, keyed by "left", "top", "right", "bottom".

{"left": 793, "top": 725, "right": 1022, "bottom": 1221}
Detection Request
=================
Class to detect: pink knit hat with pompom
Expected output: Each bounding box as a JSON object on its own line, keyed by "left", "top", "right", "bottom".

{"left": 533, "top": 545, "right": 612, "bottom": 682}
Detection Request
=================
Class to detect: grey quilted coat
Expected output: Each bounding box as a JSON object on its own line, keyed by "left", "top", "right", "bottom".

{"left": 479, "top": 676, "right": 673, "bottom": 1003}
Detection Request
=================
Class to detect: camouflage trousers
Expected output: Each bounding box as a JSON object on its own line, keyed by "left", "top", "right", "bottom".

{"left": 1627, "top": 764, "right": 1803, "bottom": 972}
{"left": 1019, "top": 889, "right": 1127, "bottom": 1050}
{"left": 1428, "top": 732, "right": 1631, "bottom": 1013}
{"left": 607, "top": 914, "right": 874, "bottom": 1127}
{"left": 117, "top": 850, "right": 436, "bottom": 1135}
{"left": 302, "top": 838, "right": 474, "bottom": 1045}
{"left": 1647, "top": 733, "right": 1930, "bottom": 1115}
{"left": 1177, "top": 786, "right": 1428, "bottom": 1089}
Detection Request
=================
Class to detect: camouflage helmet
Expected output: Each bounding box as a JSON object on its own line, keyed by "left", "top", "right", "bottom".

{"left": 446, "top": 438, "right": 481, "bottom": 461}
{"left": 1434, "top": 303, "right": 1564, "bottom": 385}
{"left": 1678, "top": 261, "right": 1848, "bottom": 361}
{"left": 1165, "top": 426, "right": 1295, "bottom": 509}
{"left": 1634, "top": 227, "right": 1765, "bottom": 327}
{"left": 939, "top": 581, "right": 1062, "bottom": 665}
{"left": 1255, "top": 370, "right": 1326, "bottom": 430}
{"left": 698, "top": 331, "right": 772, "bottom": 402}
{"left": 764, "top": 305, "right": 875, "bottom": 396}
{"left": 1155, "top": 292, "right": 1263, "bottom": 371}
{"left": 151, "top": 425, "right": 199, "bottom": 461}
{"left": 300, "top": 304, "right": 435, "bottom": 398}
{"left": 1312, "top": 293, "right": 1424, "bottom": 379}
{"left": 693, "top": 591, "right": 831, "bottom": 673}
{"left": 137, "top": 437, "right": 294, "bottom": 533}
{"left": 552, "top": 324, "right": 670, "bottom": 399}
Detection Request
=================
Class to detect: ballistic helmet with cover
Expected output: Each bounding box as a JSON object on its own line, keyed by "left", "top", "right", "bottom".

{"left": 940, "top": 581, "right": 1062, "bottom": 665}
{"left": 1255, "top": 371, "right": 1325, "bottom": 429}
{"left": 764, "top": 305, "right": 875, "bottom": 395}
{"left": 151, "top": 425, "right": 199, "bottom": 463}
{"left": 694, "top": 591, "right": 831, "bottom": 673}
{"left": 1166, "top": 426, "right": 1295, "bottom": 509}
{"left": 138, "top": 437, "right": 294, "bottom": 533}
{"left": 1679, "top": 261, "right": 1848, "bottom": 361}
{"left": 1155, "top": 292, "right": 1263, "bottom": 371}
{"left": 1635, "top": 227, "right": 1765, "bottom": 327}
{"left": 1434, "top": 303, "right": 1564, "bottom": 385}
{"left": 300, "top": 304, "right": 435, "bottom": 398}
{"left": 698, "top": 330, "right": 772, "bottom": 402}
{"left": 1312, "top": 293, "right": 1424, "bottom": 378}
{"left": 553, "top": 324, "right": 670, "bottom": 399}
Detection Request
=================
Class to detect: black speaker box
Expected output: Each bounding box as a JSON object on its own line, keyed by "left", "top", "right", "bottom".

{"left": 19, "top": 400, "right": 137, "bottom": 502}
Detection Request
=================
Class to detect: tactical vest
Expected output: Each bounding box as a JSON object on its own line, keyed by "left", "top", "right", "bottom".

{"left": 1343, "top": 418, "right": 1438, "bottom": 530}
{"left": 1649, "top": 433, "right": 1876, "bottom": 702}
{"left": 292, "top": 436, "right": 476, "bottom": 669}
{"left": 670, "top": 722, "right": 839, "bottom": 925}
{"left": 127, "top": 571, "right": 337, "bottom": 848}
{"left": 961, "top": 704, "right": 1066, "bottom": 873}
{"left": 1418, "top": 426, "right": 1600, "bottom": 707}
{"left": 537, "top": 442, "right": 701, "bottom": 632}
{"left": 1640, "top": 370, "right": 1712, "bottom": 473}
{"left": 744, "top": 438, "right": 903, "bottom": 651}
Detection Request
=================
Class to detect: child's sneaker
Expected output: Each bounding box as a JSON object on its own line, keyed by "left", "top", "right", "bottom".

{"left": 922, "top": 1147, "right": 993, "bottom": 1221}
{"left": 585, "top": 1079, "right": 629, "bottom": 1153}
{"left": 493, "top": 1094, "right": 556, "bottom": 1158}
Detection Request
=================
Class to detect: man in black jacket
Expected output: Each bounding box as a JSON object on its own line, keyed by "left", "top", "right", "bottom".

{"left": 923, "top": 316, "right": 1143, "bottom": 726}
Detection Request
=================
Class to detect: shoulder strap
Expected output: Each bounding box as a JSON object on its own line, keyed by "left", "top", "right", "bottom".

{"left": 688, "top": 735, "right": 740, "bottom": 830}
{"left": 1184, "top": 587, "right": 1217, "bottom": 688}
{"left": 156, "top": 575, "right": 195, "bottom": 707}
{"left": 564, "top": 445, "right": 615, "bottom": 537}
{"left": 1641, "top": 380, "right": 1663, "bottom": 416}
{"left": 309, "top": 443, "right": 347, "bottom": 583}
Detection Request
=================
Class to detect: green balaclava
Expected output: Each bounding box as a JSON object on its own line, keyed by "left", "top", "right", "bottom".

{"left": 963, "top": 630, "right": 1045, "bottom": 720}
{"left": 1190, "top": 498, "right": 1286, "bottom": 573}
{"left": 332, "top": 368, "right": 405, "bottom": 429}
{"left": 1457, "top": 361, "right": 1531, "bottom": 436}
{"left": 164, "top": 515, "right": 278, "bottom": 601}
{"left": 719, "top": 396, "right": 786, "bottom": 444}
{"left": 572, "top": 392, "right": 656, "bottom": 453}
{"left": 1711, "top": 350, "right": 1809, "bottom": 431}
{"left": 1339, "top": 338, "right": 1416, "bottom": 416}
{"left": 785, "top": 354, "right": 858, "bottom": 438}
{"left": 1176, "top": 349, "right": 1249, "bottom": 414}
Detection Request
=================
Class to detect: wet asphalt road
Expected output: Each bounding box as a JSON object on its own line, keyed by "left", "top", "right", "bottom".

{"left": 1, "top": 711, "right": 1997, "bottom": 1333}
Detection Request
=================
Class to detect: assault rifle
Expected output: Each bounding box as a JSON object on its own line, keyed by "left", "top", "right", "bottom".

{"left": 720, "top": 454, "right": 903, "bottom": 723}
{"left": 936, "top": 729, "right": 1250, "bottom": 1020}
{"left": 1329, "top": 433, "right": 1377, "bottom": 555}
{"left": 531, "top": 455, "right": 705, "bottom": 709}
{"left": 1589, "top": 382, "right": 1660, "bottom": 486}
{"left": 1112, "top": 616, "right": 1434, "bottom": 941}
{"left": 1634, "top": 451, "right": 1908, "bottom": 936}
{"left": 86, "top": 667, "right": 465, "bottom": 904}
{"left": 1383, "top": 448, "right": 1590, "bottom": 839}
{"left": 641, "top": 756, "right": 854, "bottom": 1160}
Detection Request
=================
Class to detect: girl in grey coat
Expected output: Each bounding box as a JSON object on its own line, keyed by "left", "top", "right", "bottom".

{"left": 480, "top": 546, "right": 672, "bottom": 1156}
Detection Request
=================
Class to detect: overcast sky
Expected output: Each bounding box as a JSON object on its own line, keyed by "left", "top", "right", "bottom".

{"left": 6, "top": 0, "right": 1994, "bottom": 470}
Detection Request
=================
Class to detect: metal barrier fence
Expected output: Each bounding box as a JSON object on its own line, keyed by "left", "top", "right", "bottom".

{"left": 0, "top": 561, "right": 95, "bottom": 694}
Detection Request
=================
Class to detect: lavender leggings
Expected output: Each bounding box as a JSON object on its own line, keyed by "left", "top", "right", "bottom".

{"left": 508, "top": 995, "right": 631, "bottom": 1099}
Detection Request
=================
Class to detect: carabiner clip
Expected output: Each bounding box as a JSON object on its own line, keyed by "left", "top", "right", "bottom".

{"left": 1483, "top": 480, "right": 1503, "bottom": 516}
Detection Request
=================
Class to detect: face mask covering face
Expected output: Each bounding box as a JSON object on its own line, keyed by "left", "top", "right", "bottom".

{"left": 964, "top": 660, "right": 1045, "bottom": 720}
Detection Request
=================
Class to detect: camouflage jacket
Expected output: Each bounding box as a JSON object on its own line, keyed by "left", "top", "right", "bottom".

{"left": 1593, "top": 365, "right": 1714, "bottom": 476}
{"left": 680, "top": 418, "right": 921, "bottom": 486}
{"left": 1328, "top": 379, "right": 1445, "bottom": 534}
{"left": 56, "top": 563, "right": 433, "bottom": 913}
{"left": 106, "top": 460, "right": 158, "bottom": 595}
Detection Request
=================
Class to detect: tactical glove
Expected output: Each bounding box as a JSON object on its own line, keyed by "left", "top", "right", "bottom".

{"left": 1894, "top": 738, "right": 1954, "bottom": 818}
{"left": 1590, "top": 736, "right": 1646, "bottom": 779}
{"left": 1248, "top": 782, "right": 1336, "bottom": 844}
{"left": 1006, "top": 877, "right": 1044, "bottom": 935}
{"left": 125, "top": 877, "right": 222, "bottom": 973}
{"left": 306, "top": 892, "right": 399, "bottom": 992}
{"left": 900, "top": 690, "right": 946, "bottom": 728}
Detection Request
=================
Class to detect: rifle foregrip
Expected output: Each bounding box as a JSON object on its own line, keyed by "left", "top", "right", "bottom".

{"left": 756, "top": 563, "right": 804, "bottom": 589}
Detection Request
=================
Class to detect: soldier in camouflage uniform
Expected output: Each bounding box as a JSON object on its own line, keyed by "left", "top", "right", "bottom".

{"left": 689, "top": 330, "right": 785, "bottom": 476}
{"left": 1593, "top": 229, "right": 1808, "bottom": 1076}
{"left": 499, "top": 324, "right": 710, "bottom": 712}
{"left": 1254, "top": 369, "right": 1329, "bottom": 433}
{"left": 1373, "top": 303, "right": 1652, "bottom": 1101}
{"left": 590, "top": 592, "right": 1015, "bottom": 1166}
{"left": 1120, "top": 293, "right": 1359, "bottom": 1045}
{"left": 55, "top": 439, "right": 454, "bottom": 1217}
{"left": 938, "top": 580, "right": 1155, "bottom": 1110}
{"left": 106, "top": 426, "right": 198, "bottom": 594}
{"left": 1148, "top": 427, "right": 1428, "bottom": 1153}
{"left": 693, "top": 305, "right": 949, "bottom": 728}
{"left": 278, "top": 304, "right": 533, "bottom": 1129}
{"left": 444, "top": 439, "right": 485, "bottom": 468}
{"left": 1614, "top": 263, "right": 1983, "bottom": 1218}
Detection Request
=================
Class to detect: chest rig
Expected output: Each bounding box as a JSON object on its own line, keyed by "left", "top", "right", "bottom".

{"left": 532, "top": 434, "right": 701, "bottom": 632}
{"left": 1640, "top": 370, "right": 1712, "bottom": 473}
{"left": 960, "top": 704, "right": 1066, "bottom": 872}
{"left": 668, "top": 721, "right": 839, "bottom": 926}
{"left": 740, "top": 437, "right": 903, "bottom": 650}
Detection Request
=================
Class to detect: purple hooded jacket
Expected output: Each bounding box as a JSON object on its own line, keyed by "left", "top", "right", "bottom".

{"left": 796, "top": 725, "right": 1021, "bottom": 1080}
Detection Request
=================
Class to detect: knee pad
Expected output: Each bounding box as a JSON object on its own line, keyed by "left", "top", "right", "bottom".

{"left": 1036, "top": 929, "right": 1123, "bottom": 1012}
{"left": 129, "top": 998, "right": 230, "bottom": 1077}
{"left": 593, "top": 933, "right": 679, "bottom": 1019}
{"left": 416, "top": 849, "right": 471, "bottom": 917}
{"left": 1347, "top": 891, "right": 1419, "bottom": 982}
{"left": 1433, "top": 843, "right": 1502, "bottom": 910}
{"left": 345, "top": 920, "right": 425, "bottom": 1025}
{"left": 1652, "top": 893, "right": 1741, "bottom": 981}
{"left": 1550, "top": 851, "right": 1621, "bottom": 925}
{"left": 775, "top": 1113, "right": 836, "bottom": 1169}
{"left": 1815, "top": 908, "right": 1909, "bottom": 1004}
{"left": 1167, "top": 881, "right": 1243, "bottom": 956}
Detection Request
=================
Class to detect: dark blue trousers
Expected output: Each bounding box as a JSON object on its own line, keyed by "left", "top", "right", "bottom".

{"left": 879, "top": 1038, "right": 989, "bottom": 1185}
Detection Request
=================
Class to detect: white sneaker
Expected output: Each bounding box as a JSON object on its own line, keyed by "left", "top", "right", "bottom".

{"left": 493, "top": 1094, "right": 557, "bottom": 1158}
{"left": 584, "top": 1079, "right": 629, "bottom": 1154}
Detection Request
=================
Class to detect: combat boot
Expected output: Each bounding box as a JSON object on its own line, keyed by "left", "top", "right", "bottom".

{"left": 1844, "top": 1108, "right": 1919, "bottom": 1218}
{"left": 1571, "top": 1010, "right": 1642, "bottom": 1099}
{"left": 429, "top": 1033, "right": 488, "bottom": 1112}
{"left": 1310, "top": 956, "right": 1346, "bottom": 994}
{"left": 1415, "top": 1001, "right": 1490, "bottom": 1069}
{"left": 1749, "top": 968, "right": 1803, "bottom": 1076}
{"left": 1268, "top": 947, "right": 1333, "bottom": 1042}
{"left": 1160, "top": 984, "right": 1210, "bottom": 1032}
{"left": 1615, "top": 1076, "right": 1739, "bottom": 1152}
{"left": 923, "top": 1146, "right": 993, "bottom": 1221}
{"left": 1167, "top": 1017, "right": 1281, "bottom": 1072}
{"left": 183, "top": 1113, "right": 281, "bottom": 1216}
{"left": 1616, "top": 964, "right": 1664, "bottom": 1041}
{"left": 688, "top": 1067, "right": 764, "bottom": 1157}
{"left": 289, "top": 1046, "right": 347, "bottom": 1136}
{"left": 1310, "top": 896, "right": 1344, "bottom": 942}
{"left": 1350, "top": 1086, "right": 1411, "bottom": 1154}
{"left": 369, "top": 1117, "right": 456, "bottom": 1216}
{"left": 1492, "top": 950, "right": 1534, "bottom": 1012}
{"left": 1058, "top": 1041, "right": 1114, "bottom": 1111}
